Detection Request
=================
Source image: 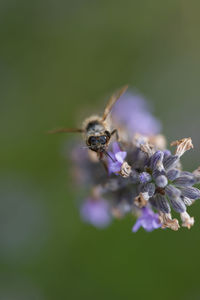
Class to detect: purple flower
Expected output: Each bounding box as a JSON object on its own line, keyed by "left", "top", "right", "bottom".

{"left": 107, "top": 142, "right": 127, "bottom": 175}
{"left": 139, "top": 172, "right": 152, "bottom": 183}
{"left": 132, "top": 207, "right": 161, "bottom": 232}
{"left": 111, "top": 92, "right": 161, "bottom": 136}
{"left": 81, "top": 198, "right": 111, "bottom": 228}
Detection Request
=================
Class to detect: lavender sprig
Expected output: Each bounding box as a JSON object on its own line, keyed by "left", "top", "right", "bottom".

{"left": 69, "top": 92, "right": 200, "bottom": 232}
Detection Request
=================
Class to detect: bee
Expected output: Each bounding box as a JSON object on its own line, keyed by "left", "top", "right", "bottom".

{"left": 49, "top": 85, "right": 128, "bottom": 159}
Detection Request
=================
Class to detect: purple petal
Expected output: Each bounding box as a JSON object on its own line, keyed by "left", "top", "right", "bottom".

{"left": 107, "top": 151, "right": 115, "bottom": 162}
{"left": 108, "top": 161, "right": 121, "bottom": 174}
{"left": 132, "top": 219, "right": 142, "bottom": 232}
{"left": 115, "top": 151, "right": 127, "bottom": 163}
{"left": 81, "top": 198, "right": 112, "bottom": 228}
{"left": 132, "top": 207, "right": 161, "bottom": 232}
{"left": 112, "top": 142, "right": 121, "bottom": 154}
{"left": 111, "top": 92, "right": 161, "bottom": 136}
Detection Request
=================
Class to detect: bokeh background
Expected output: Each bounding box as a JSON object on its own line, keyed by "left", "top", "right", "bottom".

{"left": 1, "top": 0, "right": 200, "bottom": 299}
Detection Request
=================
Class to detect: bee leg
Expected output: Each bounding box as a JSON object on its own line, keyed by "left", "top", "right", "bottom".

{"left": 101, "top": 159, "right": 109, "bottom": 173}
{"left": 111, "top": 129, "right": 119, "bottom": 141}
{"left": 98, "top": 152, "right": 109, "bottom": 173}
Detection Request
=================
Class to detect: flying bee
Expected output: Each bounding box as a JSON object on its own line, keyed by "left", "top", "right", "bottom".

{"left": 49, "top": 85, "right": 128, "bottom": 160}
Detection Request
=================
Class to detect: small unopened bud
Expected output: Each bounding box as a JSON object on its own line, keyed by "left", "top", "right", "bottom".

{"left": 155, "top": 194, "right": 171, "bottom": 214}
{"left": 169, "top": 197, "right": 186, "bottom": 213}
{"left": 155, "top": 175, "right": 168, "bottom": 188}
{"left": 146, "top": 183, "right": 156, "bottom": 197}
{"left": 173, "top": 175, "right": 195, "bottom": 187}
{"left": 139, "top": 172, "right": 152, "bottom": 183}
{"left": 180, "top": 186, "right": 200, "bottom": 200}
{"left": 163, "top": 155, "right": 179, "bottom": 171}
{"left": 150, "top": 151, "right": 164, "bottom": 170}
{"left": 166, "top": 169, "right": 180, "bottom": 181}
{"left": 165, "top": 185, "right": 181, "bottom": 199}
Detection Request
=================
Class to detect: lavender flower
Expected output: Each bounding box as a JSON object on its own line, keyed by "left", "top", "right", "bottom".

{"left": 81, "top": 198, "right": 111, "bottom": 228}
{"left": 107, "top": 142, "right": 127, "bottom": 175}
{"left": 132, "top": 207, "right": 161, "bottom": 232}
{"left": 68, "top": 87, "right": 200, "bottom": 233}
{"left": 72, "top": 136, "right": 199, "bottom": 231}
{"left": 111, "top": 92, "right": 161, "bottom": 136}
{"left": 139, "top": 138, "right": 197, "bottom": 230}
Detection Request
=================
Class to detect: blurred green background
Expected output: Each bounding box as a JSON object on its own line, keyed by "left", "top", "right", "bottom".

{"left": 1, "top": 0, "right": 200, "bottom": 299}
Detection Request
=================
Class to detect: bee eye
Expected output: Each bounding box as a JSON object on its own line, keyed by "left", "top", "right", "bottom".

{"left": 88, "top": 136, "right": 97, "bottom": 145}
{"left": 105, "top": 131, "right": 111, "bottom": 138}
{"left": 99, "top": 135, "right": 107, "bottom": 145}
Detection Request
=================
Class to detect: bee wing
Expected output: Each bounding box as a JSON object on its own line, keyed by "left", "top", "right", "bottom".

{"left": 48, "top": 128, "right": 84, "bottom": 134}
{"left": 102, "top": 85, "right": 128, "bottom": 121}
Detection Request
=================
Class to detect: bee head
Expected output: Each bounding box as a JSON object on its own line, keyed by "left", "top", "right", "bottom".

{"left": 87, "top": 131, "right": 111, "bottom": 152}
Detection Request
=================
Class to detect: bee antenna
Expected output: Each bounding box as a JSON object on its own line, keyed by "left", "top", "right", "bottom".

{"left": 104, "top": 150, "right": 115, "bottom": 162}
